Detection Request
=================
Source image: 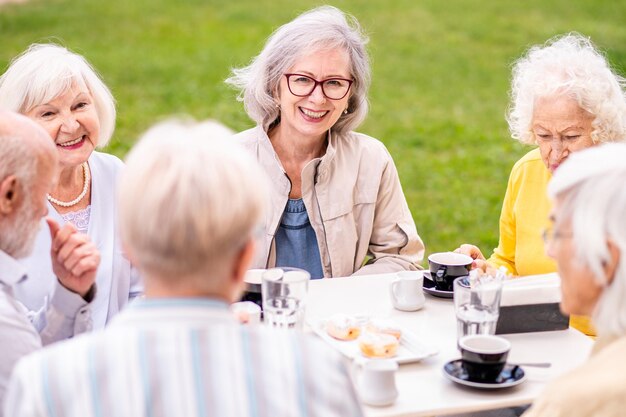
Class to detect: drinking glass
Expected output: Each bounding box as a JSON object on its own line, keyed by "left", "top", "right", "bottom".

{"left": 261, "top": 267, "right": 310, "bottom": 329}
{"left": 454, "top": 274, "right": 503, "bottom": 340}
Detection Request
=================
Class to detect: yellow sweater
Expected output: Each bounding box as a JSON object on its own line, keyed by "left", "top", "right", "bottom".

{"left": 488, "top": 148, "right": 593, "bottom": 335}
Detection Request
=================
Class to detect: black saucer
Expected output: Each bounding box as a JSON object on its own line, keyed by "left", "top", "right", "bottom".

{"left": 442, "top": 359, "right": 526, "bottom": 389}
{"left": 423, "top": 271, "right": 454, "bottom": 298}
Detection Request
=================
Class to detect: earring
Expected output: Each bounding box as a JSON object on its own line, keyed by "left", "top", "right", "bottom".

{"left": 343, "top": 108, "right": 348, "bottom": 114}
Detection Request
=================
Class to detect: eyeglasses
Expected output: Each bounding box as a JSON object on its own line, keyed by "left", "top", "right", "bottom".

{"left": 284, "top": 73, "right": 353, "bottom": 100}
{"left": 541, "top": 224, "right": 572, "bottom": 246}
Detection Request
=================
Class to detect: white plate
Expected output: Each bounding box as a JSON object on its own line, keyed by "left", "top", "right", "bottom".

{"left": 310, "top": 317, "right": 439, "bottom": 364}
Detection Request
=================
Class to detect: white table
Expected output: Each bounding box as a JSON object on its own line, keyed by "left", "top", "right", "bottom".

{"left": 306, "top": 274, "right": 594, "bottom": 417}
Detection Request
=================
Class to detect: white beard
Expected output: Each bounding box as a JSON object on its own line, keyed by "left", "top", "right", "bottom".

{"left": 0, "top": 196, "right": 42, "bottom": 259}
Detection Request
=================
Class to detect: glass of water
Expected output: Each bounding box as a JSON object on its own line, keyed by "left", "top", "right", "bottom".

{"left": 454, "top": 274, "right": 503, "bottom": 341}
{"left": 262, "top": 267, "right": 310, "bottom": 329}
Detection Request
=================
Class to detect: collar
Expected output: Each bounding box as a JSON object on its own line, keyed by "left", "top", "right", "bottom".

{"left": 110, "top": 296, "right": 236, "bottom": 328}
{"left": 0, "top": 249, "right": 28, "bottom": 286}
{"left": 130, "top": 297, "right": 230, "bottom": 311}
{"left": 255, "top": 125, "right": 338, "bottom": 167}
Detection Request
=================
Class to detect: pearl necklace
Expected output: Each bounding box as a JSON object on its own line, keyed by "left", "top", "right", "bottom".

{"left": 47, "top": 162, "right": 91, "bottom": 208}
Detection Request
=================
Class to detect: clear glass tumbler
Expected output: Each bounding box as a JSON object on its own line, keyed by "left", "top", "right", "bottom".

{"left": 261, "top": 267, "right": 310, "bottom": 329}
{"left": 454, "top": 275, "right": 503, "bottom": 341}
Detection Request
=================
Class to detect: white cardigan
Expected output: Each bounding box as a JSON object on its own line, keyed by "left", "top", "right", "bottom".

{"left": 16, "top": 151, "right": 143, "bottom": 331}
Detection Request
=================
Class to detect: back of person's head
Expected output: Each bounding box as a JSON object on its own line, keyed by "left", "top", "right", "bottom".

{"left": 548, "top": 143, "right": 626, "bottom": 335}
{"left": 507, "top": 33, "right": 626, "bottom": 145}
{"left": 226, "top": 5, "right": 370, "bottom": 136}
{"left": 0, "top": 111, "right": 57, "bottom": 257}
{"left": 119, "top": 119, "right": 268, "bottom": 293}
{"left": 0, "top": 43, "right": 116, "bottom": 146}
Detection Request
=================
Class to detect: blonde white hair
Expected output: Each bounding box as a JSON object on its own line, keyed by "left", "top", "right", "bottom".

{"left": 548, "top": 143, "right": 626, "bottom": 336}
{"left": 119, "top": 118, "right": 268, "bottom": 285}
{"left": 507, "top": 33, "right": 626, "bottom": 145}
{"left": 0, "top": 43, "right": 116, "bottom": 147}
{"left": 226, "top": 6, "right": 370, "bottom": 136}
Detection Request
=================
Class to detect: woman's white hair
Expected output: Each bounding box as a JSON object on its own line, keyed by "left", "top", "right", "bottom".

{"left": 225, "top": 5, "right": 370, "bottom": 136}
{"left": 0, "top": 43, "right": 116, "bottom": 147}
{"left": 119, "top": 118, "right": 268, "bottom": 286}
{"left": 548, "top": 143, "right": 626, "bottom": 336}
{"left": 507, "top": 33, "right": 626, "bottom": 145}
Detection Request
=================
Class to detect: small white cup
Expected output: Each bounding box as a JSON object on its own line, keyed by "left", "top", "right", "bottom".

{"left": 354, "top": 359, "right": 399, "bottom": 407}
{"left": 230, "top": 301, "right": 261, "bottom": 325}
{"left": 390, "top": 271, "right": 426, "bottom": 311}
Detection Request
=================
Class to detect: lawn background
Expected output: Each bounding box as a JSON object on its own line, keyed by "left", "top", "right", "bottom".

{"left": 1, "top": 0, "right": 625, "bottom": 265}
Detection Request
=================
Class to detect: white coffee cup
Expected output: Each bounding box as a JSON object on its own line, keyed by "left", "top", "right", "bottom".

{"left": 390, "top": 271, "right": 426, "bottom": 311}
{"left": 354, "top": 359, "right": 399, "bottom": 407}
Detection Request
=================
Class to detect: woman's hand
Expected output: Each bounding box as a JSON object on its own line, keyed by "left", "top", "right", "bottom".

{"left": 46, "top": 217, "right": 99, "bottom": 299}
{"left": 454, "top": 244, "right": 487, "bottom": 270}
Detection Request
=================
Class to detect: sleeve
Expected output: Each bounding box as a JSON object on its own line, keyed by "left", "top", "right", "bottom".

{"left": 27, "top": 282, "right": 94, "bottom": 345}
{"left": 4, "top": 356, "right": 47, "bottom": 417}
{"left": 353, "top": 150, "right": 425, "bottom": 276}
{"left": 487, "top": 164, "right": 519, "bottom": 275}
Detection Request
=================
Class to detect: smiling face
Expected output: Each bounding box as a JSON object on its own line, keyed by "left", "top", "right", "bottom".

{"left": 532, "top": 95, "right": 595, "bottom": 173}
{"left": 275, "top": 47, "right": 352, "bottom": 143}
{"left": 25, "top": 82, "right": 100, "bottom": 170}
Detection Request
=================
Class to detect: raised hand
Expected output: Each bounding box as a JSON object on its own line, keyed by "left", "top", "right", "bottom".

{"left": 47, "top": 217, "right": 99, "bottom": 298}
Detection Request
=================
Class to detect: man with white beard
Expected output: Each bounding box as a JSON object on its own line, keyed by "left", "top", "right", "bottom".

{"left": 0, "top": 111, "right": 100, "bottom": 414}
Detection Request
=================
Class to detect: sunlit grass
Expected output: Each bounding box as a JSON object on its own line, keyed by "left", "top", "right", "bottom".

{"left": 2, "top": 0, "right": 625, "bottom": 263}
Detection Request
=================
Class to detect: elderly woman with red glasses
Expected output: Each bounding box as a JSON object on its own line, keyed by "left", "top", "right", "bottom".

{"left": 227, "top": 6, "right": 424, "bottom": 279}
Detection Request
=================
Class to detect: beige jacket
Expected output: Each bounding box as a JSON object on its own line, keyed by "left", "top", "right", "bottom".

{"left": 235, "top": 126, "right": 424, "bottom": 278}
{"left": 523, "top": 335, "right": 626, "bottom": 417}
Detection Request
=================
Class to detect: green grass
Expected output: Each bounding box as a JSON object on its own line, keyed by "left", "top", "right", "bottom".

{"left": 2, "top": 0, "right": 626, "bottom": 265}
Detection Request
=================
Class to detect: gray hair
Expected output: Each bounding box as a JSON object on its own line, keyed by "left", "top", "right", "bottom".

{"left": 507, "top": 33, "right": 626, "bottom": 145}
{"left": 548, "top": 143, "right": 626, "bottom": 336}
{"left": 226, "top": 6, "right": 370, "bottom": 136}
{"left": 0, "top": 43, "right": 116, "bottom": 147}
{"left": 0, "top": 111, "right": 57, "bottom": 258}
{"left": 119, "top": 118, "right": 268, "bottom": 286}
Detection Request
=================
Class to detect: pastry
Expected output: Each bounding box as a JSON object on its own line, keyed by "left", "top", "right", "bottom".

{"left": 365, "top": 318, "right": 402, "bottom": 340}
{"left": 358, "top": 332, "right": 399, "bottom": 358}
{"left": 326, "top": 314, "right": 361, "bottom": 341}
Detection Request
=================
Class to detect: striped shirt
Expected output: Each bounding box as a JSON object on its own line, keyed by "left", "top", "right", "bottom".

{"left": 5, "top": 298, "right": 364, "bottom": 417}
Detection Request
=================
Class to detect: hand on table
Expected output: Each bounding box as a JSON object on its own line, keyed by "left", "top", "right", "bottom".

{"left": 46, "top": 217, "right": 99, "bottom": 299}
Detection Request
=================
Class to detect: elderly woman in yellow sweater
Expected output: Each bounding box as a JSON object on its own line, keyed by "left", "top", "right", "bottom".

{"left": 455, "top": 34, "right": 626, "bottom": 335}
{"left": 523, "top": 143, "right": 626, "bottom": 417}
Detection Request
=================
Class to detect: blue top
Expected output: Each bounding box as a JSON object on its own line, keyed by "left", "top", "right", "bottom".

{"left": 275, "top": 199, "right": 324, "bottom": 279}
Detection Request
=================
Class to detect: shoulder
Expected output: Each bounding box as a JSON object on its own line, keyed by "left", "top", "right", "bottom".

{"left": 233, "top": 126, "right": 262, "bottom": 148}
{"left": 510, "top": 148, "right": 544, "bottom": 175}
{"left": 533, "top": 336, "right": 626, "bottom": 415}
{"left": 335, "top": 131, "right": 393, "bottom": 163}
{"left": 507, "top": 148, "right": 549, "bottom": 188}
{"left": 89, "top": 151, "right": 125, "bottom": 175}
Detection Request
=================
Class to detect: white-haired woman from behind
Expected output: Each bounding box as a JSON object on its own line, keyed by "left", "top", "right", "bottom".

{"left": 227, "top": 6, "right": 424, "bottom": 279}
{"left": 522, "top": 143, "right": 626, "bottom": 416}
{"left": 455, "top": 33, "right": 626, "bottom": 335}
{"left": 0, "top": 43, "right": 142, "bottom": 331}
